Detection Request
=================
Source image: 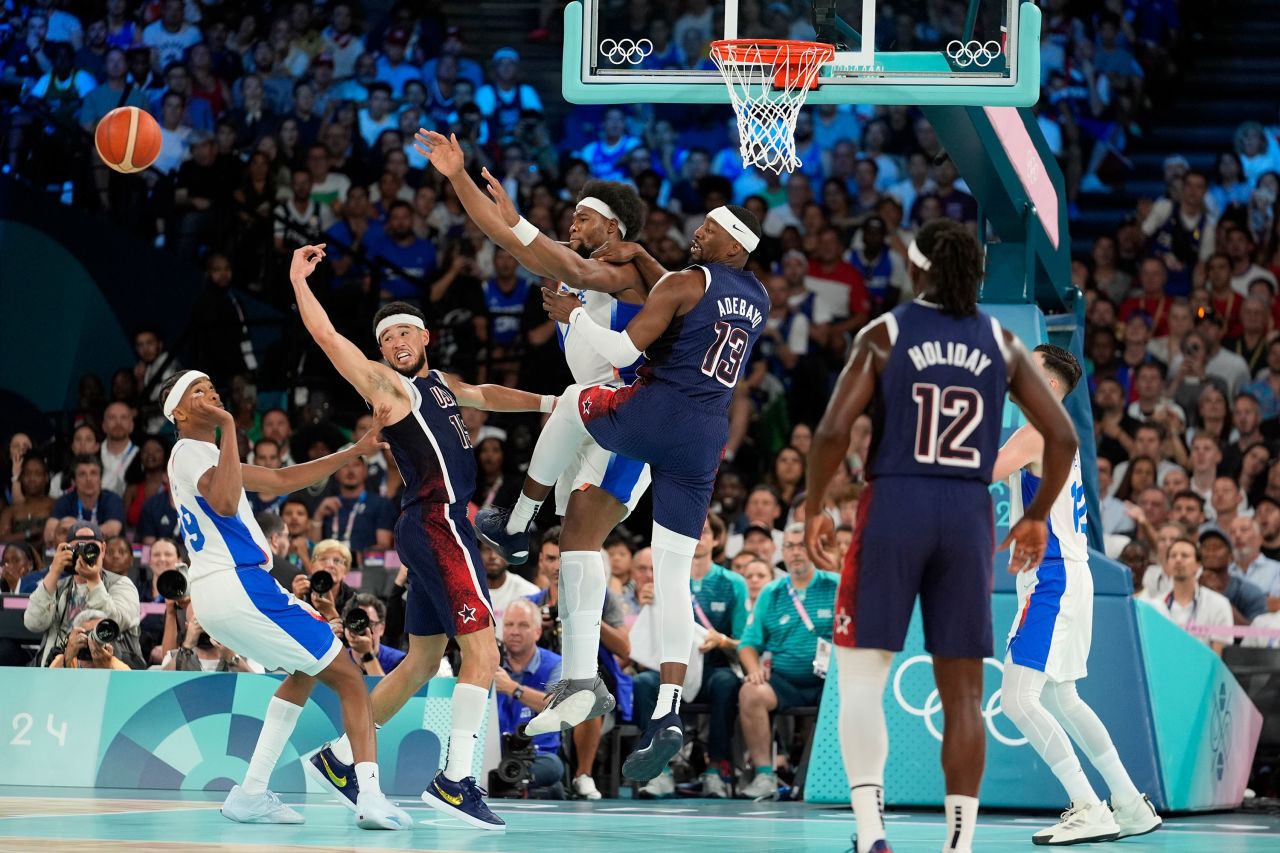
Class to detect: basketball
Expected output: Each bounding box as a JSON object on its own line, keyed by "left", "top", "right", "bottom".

{"left": 94, "top": 106, "right": 162, "bottom": 174}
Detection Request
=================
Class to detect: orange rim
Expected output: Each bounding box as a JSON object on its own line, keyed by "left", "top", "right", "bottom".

{"left": 709, "top": 39, "right": 836, "bottom": 66}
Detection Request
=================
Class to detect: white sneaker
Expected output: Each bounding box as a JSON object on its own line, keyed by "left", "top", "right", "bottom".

{"left": 573, "top": 774, "right": 603, "bottom": 800}
{"left": 220, "top": 785, "right": 304, "bottom": 824}
{"left": 737, "top": 772, "right": 778, "bottom": 801}
{"left": 1111, "top": 793, "right": 1162, "bottom": 838}
{"left": 526, "top": 678, "right": 616, "bottom": 736}
{"left": 1031, "top": 801, "right": 1120, "bottom": 845}
{"left": 637, "top": 768, "right": 675, "bottom": 799}
{"left": 701, "top": 771, "right": 731, "bottom": 798}
{"left": 356, "top": 791, "right": 412, "bottom": 830}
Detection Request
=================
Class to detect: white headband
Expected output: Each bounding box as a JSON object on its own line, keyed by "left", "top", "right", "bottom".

{"left": 707, "top": 206, "right": 760, "bottom": 253}
{"left": 375, "top": 313, "right": 426, "bottom": 341}
{"left": 576, "top": 197, "right": 626, "bottom": 237}
{"left": 163, "top": 371, "right": 210, "bottom": 423}
{"left": 907, "top": 240, "right": 933, "bottom": 271}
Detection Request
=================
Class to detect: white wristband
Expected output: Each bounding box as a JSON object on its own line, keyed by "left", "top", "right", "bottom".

{"left": 539, "top": 395, "right": 555, "bottom": 414}
{"left": 512, "top": 217, "right": 539, "bottom": 246}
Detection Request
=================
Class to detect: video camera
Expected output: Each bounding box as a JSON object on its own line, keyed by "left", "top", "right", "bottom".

{"left": 76, "top": 618, "right": 119, "bottom": 662}
{"left": 489, "top": 728, "right": 539, "bottom": 797}
{"left": 156, "top": 564, "right": 190, "bottom": 600}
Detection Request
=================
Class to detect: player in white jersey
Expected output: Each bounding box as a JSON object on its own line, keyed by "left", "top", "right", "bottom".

{"left": 992, "top": 345, "right": 1161, "bottom": 846}
{"left": 419, "top": 129, "right": 653, "bottom": 739}
{"left": 160, "top": 370, "right": 411, "bottom": 831}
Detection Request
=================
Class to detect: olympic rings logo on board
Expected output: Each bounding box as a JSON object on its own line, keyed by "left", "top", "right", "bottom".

{"left": 599, "top": 38, "right": 654, "bottom": 65}
{"left": 892, "top": 654, "right": 1028, "bottom": 747}
{"left": 945, "top": 39, "right": 1003, "bottom": 68}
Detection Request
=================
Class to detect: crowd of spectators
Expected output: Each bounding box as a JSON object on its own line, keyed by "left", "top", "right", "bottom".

{"left": 4, "top": 0, "right": 1277, "bottom": 799}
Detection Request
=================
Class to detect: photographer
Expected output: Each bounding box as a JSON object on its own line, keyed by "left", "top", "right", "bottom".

{"left": 160, "top": 611, "right": 261, "bottom": 673}
{"left": 24, "top": 522, "right": 143, "bottom": 668}
{"left": 342, "top": 594, "right": 405, "bottom": 675}
{"left": 495, "top": 598, "right": 565, "bottom": 793}
{"left": 48, "top": 610, "right": 129, "bottom": 670}
{"left": 290, "top": 538, "right": 357, "bottom": 635}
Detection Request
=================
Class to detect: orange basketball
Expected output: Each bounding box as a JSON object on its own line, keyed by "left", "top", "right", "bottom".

{"left": 94, "top": 106, "right": 162, "bottom": 174}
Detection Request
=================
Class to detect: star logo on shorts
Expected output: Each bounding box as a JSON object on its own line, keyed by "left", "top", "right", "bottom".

{"left": 581, "top": 399, "right": 592, "bottom": 416}
{"left": 835, "top": 611, "right": 852, "bottom": 635}
{"left": 458, "top": 604, "right": 477, "bottom": 624}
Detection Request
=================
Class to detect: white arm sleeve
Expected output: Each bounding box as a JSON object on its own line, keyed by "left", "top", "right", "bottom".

{"left": 567, "top": 306, "right": 643, "bottom": 368}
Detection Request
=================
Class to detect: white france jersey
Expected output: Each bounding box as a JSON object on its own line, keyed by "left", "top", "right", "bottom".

{"left": 1008, "top": 449, "right": 1089, "bottom": 563}
{"left": 168, "top": 438, "right": 272, "bottom": 580}
{"left": 556, "top": 285, "right": 643, "bottom": 385}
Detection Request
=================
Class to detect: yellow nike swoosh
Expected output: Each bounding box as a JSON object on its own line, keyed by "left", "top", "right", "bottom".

{"left": 436, "top": 782, "right": 463, "bottom": 806}
{"left": 320, "top": 754, "right": 347, "bottom": 788}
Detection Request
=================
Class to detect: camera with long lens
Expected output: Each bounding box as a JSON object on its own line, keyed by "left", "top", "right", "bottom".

{"left": 343, "top": 607, "right": 370, "bottom": 634}
{"left": 489, "top": 729, "right": 538, "bottom": 797}
{"left": 71, "top": 541, "right": 101, "bottom": 567}
{"left": 309, "top": 570, "right": 335, "bottom": 596}
{"left": 156, "top": 564, "right": 190, "bottom": 600}
{"left": 76, "top": 618, "right": 119, "bottom": 662}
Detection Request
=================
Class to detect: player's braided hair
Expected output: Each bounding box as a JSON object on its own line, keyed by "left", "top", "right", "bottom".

{"left": 577, "top": 180, "right": 646, "bottom": 240}
{"left": 1033, "top": 344, "right": 1083, "bottom": 392}
{"left": 916, "top": 219, "right": 984, "bottom": 317}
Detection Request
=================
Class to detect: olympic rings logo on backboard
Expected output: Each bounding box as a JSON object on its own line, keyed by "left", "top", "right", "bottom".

{"left": 599, "top": 38, "right": 654, "bottom": 65}
{"left": 945, "top": 40, "right": 1003, "bottom": 68}
{"left": 892, "top": 654, "right": 1028, "bottom": 747}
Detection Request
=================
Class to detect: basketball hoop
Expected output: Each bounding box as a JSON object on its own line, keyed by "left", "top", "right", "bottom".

{"left": 709, "top": 39, "right": 835, "bottom": 175}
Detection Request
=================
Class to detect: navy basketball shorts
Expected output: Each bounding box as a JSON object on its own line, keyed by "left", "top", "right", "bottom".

{"left": 577, "top": 381, "right": 727, "bottom": 541}
{"left": 835, "top": 476, "right": 995, "bottom": 659}
{"left": 396, "top": 501, "right": 494, "bottom": 638}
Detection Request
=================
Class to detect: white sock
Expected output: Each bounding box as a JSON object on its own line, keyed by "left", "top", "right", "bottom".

{"left": 651, "top": 521, "right": 697, "bottom": 666}
{"left": 355, "top": 761, "right": 383, "bottom": 797}
{"left": 242, "top": 697, "right": 302, "bottom": 795}
{"left": 654, "top": 682, "right": 682, "bottom": 718}
{"left": 835, "top": 647, "right": 893, "bottom": 851}
{"left": 506, "top": 493, "right": 543, "bottom": 535}
{"left": 1001, "top": 663, "right": 1100, "bottom": 806}
{"left": 943, "top": 794, "right": 979, "bottom": 852}
{"left": 444, "top": 683, "right": 489, "bottom": 781}
{"left": 331, "top": 733, "right": 354, "bottom": 765}
{"left": 559, "top": 550, "right": 606, "bottom": 681}
{"left": 1042, "top": 681, "right": 1140, "bottom": 805}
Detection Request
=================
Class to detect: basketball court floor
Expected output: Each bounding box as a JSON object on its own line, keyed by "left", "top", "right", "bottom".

{"left": 0, "top": 788, "right": 1276, "bottom": 852}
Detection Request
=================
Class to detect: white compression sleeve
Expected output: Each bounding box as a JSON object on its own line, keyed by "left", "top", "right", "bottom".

{"left": 242, "top": 696, "right": 303, "bottom": 795}
{"left": 1002, "top": 663, "right": 1099, "bottom": 806}
{"left": 559, "top": 550, "right": 607, "bottom": 681}
{"left": 835, "top": 646, "right": 892, "bottom": 853}
{"left": 651, "top": 522, "right": 698, "bottom": 665}
{"left": 525, "top": 385, "right": 591, "bottom": 487}
{"left": 1042, "top": 680, "right": 1141, "bottom": 805}
{"left": 443, "top": 683, "right": 490, "bottom": 782}
{"left": 567, "top": 306, "right": 643, "bottom": 368}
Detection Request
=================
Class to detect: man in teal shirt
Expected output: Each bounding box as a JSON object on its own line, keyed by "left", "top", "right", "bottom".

{"left": 632, "top": 514, "right": 749, "bottom": 798}
{"left": 737, "top": 522, "right": 839, "bottom": 799}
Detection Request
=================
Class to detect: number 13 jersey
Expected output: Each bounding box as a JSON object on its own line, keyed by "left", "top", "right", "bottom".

{"left": 866, "top": 299, "right": 1010, "bottom": 484}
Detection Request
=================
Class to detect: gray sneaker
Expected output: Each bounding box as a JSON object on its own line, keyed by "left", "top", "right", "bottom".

{"left": 524, "top": 677, "right": 616, "bottom": 736}
{"left": 221, "top": 785, "right": 304, "bottom": 824}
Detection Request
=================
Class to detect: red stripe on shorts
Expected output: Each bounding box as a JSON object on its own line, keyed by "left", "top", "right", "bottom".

{"left": 835, "top": 483, "right": 874, "bottom": 649}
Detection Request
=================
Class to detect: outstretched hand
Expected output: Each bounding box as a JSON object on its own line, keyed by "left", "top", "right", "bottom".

{"left": 355, "top": 403, "right": 393, "bottom": 458}
{"left": 590, "top": 240, "right": 643, "bottom": 265}
{"left": 290, "top": 244, "right": 326, "bottom": 281}
{"left": 478, "top": 167, "right": 520, "bottom": 227}
{"left": 414, "top": 129, "right": 465, "bottom": 178}
{"left": 542, "top": 286, "right": 582, "bottom": 324}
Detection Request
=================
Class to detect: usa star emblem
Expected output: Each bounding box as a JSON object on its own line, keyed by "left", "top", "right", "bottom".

{"left": 581, "top": 399, "right": 592, "bottom": 415}
{"left": 458, "top": 604, "right": 477, "bottom": 624}
{"left": 835, "top": 612, "right": 852, "bottom": 635}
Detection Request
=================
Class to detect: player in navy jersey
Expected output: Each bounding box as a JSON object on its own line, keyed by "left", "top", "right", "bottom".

{"left": 803, "top": 220, "right": 1079, "bottom": 853}
{"left": 418, "top": 129, "right": 656, "bottom": 737}
{"left": 461, "top": 201, "right": 769, "bottom": 783}
{"left": 992, "top": 345, "right": 1161, "bottom": 845}
{"left": 286, "top": 245, "right": 551, "bottom": 831}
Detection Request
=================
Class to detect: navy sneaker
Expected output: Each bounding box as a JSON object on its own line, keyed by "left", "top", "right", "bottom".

{"left": 421, "top": 772, "right": 506, "bottom": 831}
{"left": 474, "top": 507, "right": 531, "bottom": 566}
{"left": 304, "top": 745, "right": 359, "bottom": 812}
{"left": 845, "top": 839, "right": 893, "bottom": 853}
{"left": 622, "top": 712, "right": 684, "bottom": 783}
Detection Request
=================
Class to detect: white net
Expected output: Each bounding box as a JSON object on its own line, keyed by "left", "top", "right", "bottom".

{"left": 710, "top": 41, "right": 834, "bottom": 175}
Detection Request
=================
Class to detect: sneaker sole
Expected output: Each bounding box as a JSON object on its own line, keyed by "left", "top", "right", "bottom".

{"left": 220, "top": 810, "right": 305, "bottom": 825}
{"left": 356, "top": 810, "right": 411, "bottom": 831}
{"left": 525, "top": 690, "right": 611, "bottom": 736}
{"left": 475, "top": 527, "right": 529, "bottom": 566}
{"left": 1031, "top": 830, "right": 1120, "bottom": 845}
{"left": 1116, "top": 818, "right": 1162, "bottom": 839}
{"left": 420, "top": 790, "right": 507, "bottom": 832}
{"left": 622, "top": 726, "right": 684, "bottom": 782}
{"left": 303, "top": 756, "right": 360, "bottom": 814}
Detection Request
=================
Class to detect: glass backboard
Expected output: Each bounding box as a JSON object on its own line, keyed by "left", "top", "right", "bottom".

{"left": 564, "top": 0, "right": 1040, "bottom": 106}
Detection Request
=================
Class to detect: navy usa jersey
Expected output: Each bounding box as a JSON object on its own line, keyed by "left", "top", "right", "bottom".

{"left": 380, "top": 371, "right": 477, "bottom": 508}
{"left": 866, "top": 300, "right": 1010, "bottom": 483}
{"left": 638, "top": 263, "right": 769, "bottom": 410}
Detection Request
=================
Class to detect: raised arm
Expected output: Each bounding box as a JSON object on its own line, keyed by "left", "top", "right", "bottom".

{"left": 591, "top": 239, "right": 671, "bottom": 290}
{"left": 991, "top": 423, "right": 1044, "bottom": 483}
{"left": 289, "top": 245, "right": 410, "bottom": 413}
{"left": 439, "top": 373, "right": 552, "bottom": 414}
{"left": 242, "top": 406, "right": 391, "bottom": 494}
{"left": 193, "top": 398, "right": 245, "bottom": 517}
